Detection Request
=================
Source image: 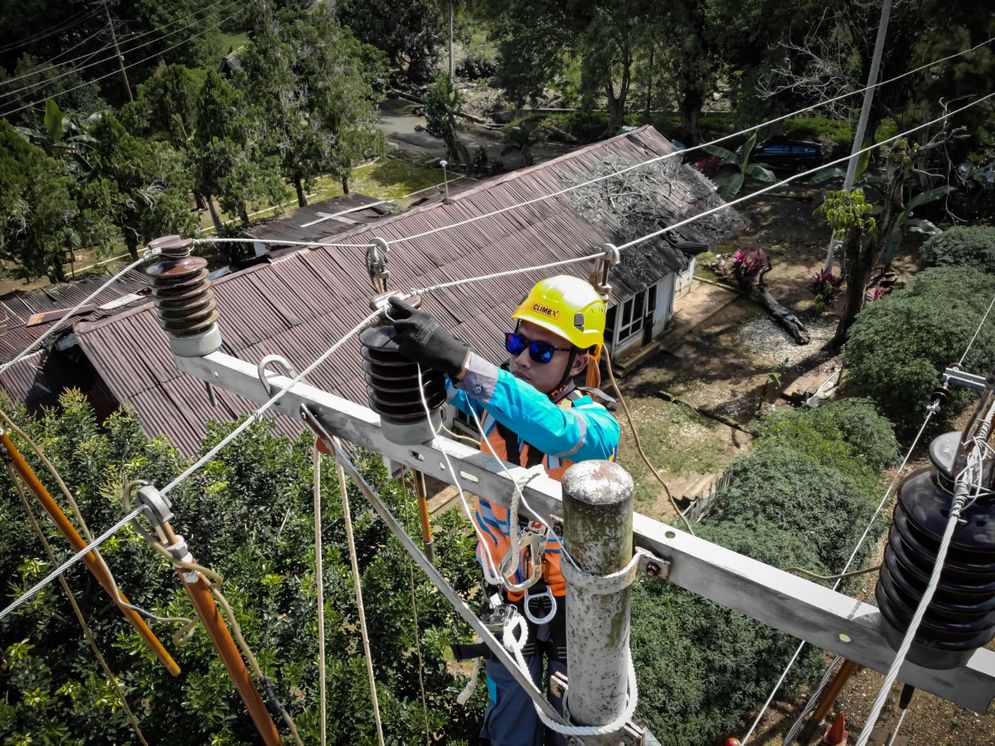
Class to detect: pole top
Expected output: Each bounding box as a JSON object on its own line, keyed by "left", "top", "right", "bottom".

{"left": 561, "top": 460, "right": 633, "bottom": 508}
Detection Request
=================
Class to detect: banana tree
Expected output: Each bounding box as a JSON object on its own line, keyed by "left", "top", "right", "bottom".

{"left": 14, "top": 100, "right": 98, "bottom": 173}
{"left": 702, "top": 132, "right": 777, "bottom": 199}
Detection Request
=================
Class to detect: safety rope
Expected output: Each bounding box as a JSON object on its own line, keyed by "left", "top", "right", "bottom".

{"left": 8, "top": 469, "right": 151, "bottom": 746}
{"left": 312, "top": 445, "right": 328, "bottom": 746}
{"left": 333, "top": 459, "right": 386, "bottom": 746}
{"left": 603, "top": 347, "right": 694, "bottom": 535}
{"left": 398, "top": 474, "right": 432, "bottom": 745}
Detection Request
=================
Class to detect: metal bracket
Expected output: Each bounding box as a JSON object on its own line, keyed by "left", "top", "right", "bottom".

{"left": 366, "top": 237, "right": 391, "bottom": 293}
{"left": 943, "top": 365, "right": 988, "bottom": 393}
{"left": 132, "top": 482, "right": 174, "bottom": 528}
{"left": 257, "top": 354, "right": 301, "bottom": 397}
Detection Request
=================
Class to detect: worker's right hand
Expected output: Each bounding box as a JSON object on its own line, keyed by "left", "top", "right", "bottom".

{"left": 388, "top": 297, "right": 470, "bottom": 377}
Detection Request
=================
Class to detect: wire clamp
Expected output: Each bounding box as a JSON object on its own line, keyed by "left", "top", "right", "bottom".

{"left": 366, "top": 237, "right": 391, "bottom": 293}
{"left": 590, "top": 242, "right": 620, "bottom": 300}
{"left": 257, "top": 354, "right": 302, "bottom": 397}
{"left": 132, "top": 482, "right": 174, "bottom": 529}
{"left": 562, "top": 548, "right": 661, "bottom": 594}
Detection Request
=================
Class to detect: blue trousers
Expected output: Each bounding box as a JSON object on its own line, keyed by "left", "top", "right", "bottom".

{"left": 480, "top": 652, "right": 566, "bottom": 746}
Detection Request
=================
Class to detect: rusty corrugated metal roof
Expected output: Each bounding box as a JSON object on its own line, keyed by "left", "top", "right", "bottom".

{"left": 74, "top": 127, "right": 742, "bottom": 455}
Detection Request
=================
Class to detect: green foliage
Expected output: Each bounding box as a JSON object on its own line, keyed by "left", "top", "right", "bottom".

{"left": 632, "top": 518, "right": 826, "bottom": 746}
{"left": 703, "top": 131, "right": 776, "bottom": 199}
{"left": 919, "top": 226, "right": 995, "bottom": 274}
{"left": 784, "top": 117, "right": 854, "bottom": 153}
{"left": 423, "top": 74, "right": 466, "bottom": 165}
{"left": 754, "top": 398, "right": 899, "bottom": 474}
{"left": 0, "top": 121, "right": 77, "bottom": 281}
{"left": 0, "top": 392, "right": 484, "bottom": 744}
{"left": 815, "top": 188, "right": 877, "bottom": 241}
{"left": 844, "top": 267, "right": 995, "bottom": 431}
{"left": 338, "top": 0, "right": 443, "bottom": 84}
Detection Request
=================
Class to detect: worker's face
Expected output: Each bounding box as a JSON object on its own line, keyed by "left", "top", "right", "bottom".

{"left": 508, "top": 320, "right": 588, "bottom": 394}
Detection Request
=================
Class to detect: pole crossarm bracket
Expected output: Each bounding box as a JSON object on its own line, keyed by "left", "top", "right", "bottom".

{"left": 176, "top": 350, "right": 995, "bottom": 713}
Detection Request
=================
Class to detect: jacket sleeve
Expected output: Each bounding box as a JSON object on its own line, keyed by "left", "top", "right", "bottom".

{"left": 454, "top": 353, "right": 619, "bottom": 461}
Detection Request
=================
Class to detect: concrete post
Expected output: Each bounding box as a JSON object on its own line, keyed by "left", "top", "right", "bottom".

{"left": 561, "top": 460, "right": 635, "bottom": 742}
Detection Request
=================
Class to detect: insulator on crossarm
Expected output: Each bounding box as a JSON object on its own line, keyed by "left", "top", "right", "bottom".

{"left": 875, "top": 431, "right": 995, "bottom": 669}
{"left": 145, "top": 235, "right": 223, "bottom": 357}
{"left": 359, "top": 325, "right": 446, "bottom": 445}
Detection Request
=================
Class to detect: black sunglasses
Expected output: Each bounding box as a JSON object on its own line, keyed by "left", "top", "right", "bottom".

{"left": 505, "top": 332, "right": 571, "bottom": 364}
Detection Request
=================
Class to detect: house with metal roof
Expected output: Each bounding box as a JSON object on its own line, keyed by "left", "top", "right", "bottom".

{"left": 69, "top": 125, "right": 742, "bottom": 455}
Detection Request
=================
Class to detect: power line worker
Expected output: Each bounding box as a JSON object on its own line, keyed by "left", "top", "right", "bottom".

{"left": 388, "top": 275, "right": 620, "bottom": 746}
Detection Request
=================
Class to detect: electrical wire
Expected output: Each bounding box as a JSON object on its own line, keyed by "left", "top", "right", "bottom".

{"left": 748, "top": 288, "right": 995, "bottom": 743}
{"left": 740, "top": 408, "right": 937, "bottom": 744}
{"left": 312, "top": 445, "right": 328, "bottom": 746}
{"left": 160, "top": 309, "right": 380, "bottom": 498}
{"left": 0, "top": 9, "right": 98, "bottom": 55}
{"left": 378, "top": 37, "right": 995, "bottom": 251}
{"left": 0, "top": 39, "right": 114, "bottom": 90}
{"left": 0, "top": 0, "right": 238, "bottom": 101}
{"left": 0, "top": 505, "right": 148, "bottom": 622}
{"left": 959, "top": 293, "right": 995, "bottom": 366}
{"left": 0, "top": 254, "right": 150, "bottom": 376}
{"left": 0, "top": 9, "right": 237, "bottom": 120}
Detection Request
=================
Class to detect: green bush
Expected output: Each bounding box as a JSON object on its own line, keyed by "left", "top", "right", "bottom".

{"left": 919, "top": 226, "right": 995, "bottom": 274}
{"left": 844, "top": 267, "right": 995, "bottom": 431}
{"left": 714, "top": 445, "right": 880, "bottom": 572}
{"left": 754, "top": 398, "right": 899, "bottom": 474}
{"left": 632, "top": 519, "right": 826, "bottom": 746}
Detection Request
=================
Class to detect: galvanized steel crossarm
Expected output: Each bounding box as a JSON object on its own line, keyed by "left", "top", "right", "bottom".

{"left": 176, "top": 348, "right": 995, "bottom": 712}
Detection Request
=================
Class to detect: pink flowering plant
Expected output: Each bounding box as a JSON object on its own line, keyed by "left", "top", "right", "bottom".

{"left": 810, "top": 268, "right": 843, "bottom": 311}
{"left": 731, "top": 248, "right": 769, "bottom": 289}
{"left": 865, "top": 286, "right": 888, "bottom": 303}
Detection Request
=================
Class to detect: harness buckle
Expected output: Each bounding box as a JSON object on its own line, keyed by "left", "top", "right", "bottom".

{"left": 523, "top": 583, "right": 557, "bottom": 625}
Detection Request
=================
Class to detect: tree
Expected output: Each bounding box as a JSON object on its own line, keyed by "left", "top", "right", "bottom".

{"left": 844, "top": 267, "right": 995, "bottom": 432}
{"left": 88, "top": 112, "right": 197, "bottom": 259}
{"left": 0, "top": 392, "right": 486, "bottom": 744}
{"left": 338, "top": 0, "right": 444, "bottom": 84}
{"left": 192, "top": 71, "right": 284, "bottom": 229}
{"left": 423, "top": 74, "right": 468, "bottom": 166}
{"left": 0, "top": 121, "right": 77, "bottom": 281}
{"left": 239, "top": 6, "right": 386, "bottom": 206}
{"left": 816, "top": 189, "right": 878, "bottom": 349}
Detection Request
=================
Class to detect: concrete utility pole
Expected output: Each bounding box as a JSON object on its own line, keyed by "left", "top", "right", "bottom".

{"left": 824, "top": 0, "right": 892, "bottom": 271}
{"left": 448, "top": 1, "right": 455, "bottom": 79}
{"left": 101, "top": 0, "right": 133, "bottom": 102}
{"left": 561, "top": 460, "right": 635, "bottom": 742}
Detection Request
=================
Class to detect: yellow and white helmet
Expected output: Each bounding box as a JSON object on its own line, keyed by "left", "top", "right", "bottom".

{"left": 512, "top": 275, "right": 607, "bottom": 354}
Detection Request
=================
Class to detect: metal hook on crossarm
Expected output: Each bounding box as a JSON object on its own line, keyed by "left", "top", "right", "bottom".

{"left": 257, "top": 354, "right": 302, "bottom": 397}
{"left": 366, "top": 237, "right": 391, "bottom": 294}
{"left": 591, "top": 242, "right": 620, "bottom": 301}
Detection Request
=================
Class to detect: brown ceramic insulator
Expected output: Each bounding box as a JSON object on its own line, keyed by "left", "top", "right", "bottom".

{"left": 146, "top": 245, "right": 219, "bottom": 337}
{"left": 360, "top": 326, "right": 446, "bottom": 423}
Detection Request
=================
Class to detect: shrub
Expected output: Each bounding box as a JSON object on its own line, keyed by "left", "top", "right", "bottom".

{"left": 731, "top": 248, "right": 768, "bottom": 289}
{"left": 783, "top": 116, "right": 853, "bottom": 155}
{"left": 810, "top": 267, "right": 844, "bottom": 310}
{"left": 845, "top": 267, "right": 995, "bottom": 431}
{"left": 754, "top": 398, "right": 899, "bottom": 474}
{"left": 632, "top": 519, "right": 826, "bottom": 746}
{"left": 919, "top": 226, "right": 995, "bottom": 274}
{"left": 714, "top": 444, "right": 880, "bottom": 572}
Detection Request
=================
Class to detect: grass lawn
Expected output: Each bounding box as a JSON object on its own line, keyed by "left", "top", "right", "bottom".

{"left": 616, "top": 393, "right": 727, "bottom": 508}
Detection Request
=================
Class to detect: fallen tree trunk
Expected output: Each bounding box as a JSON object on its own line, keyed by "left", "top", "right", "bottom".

{"left": 756, "top": 263, "right": 810, "bottom": 344}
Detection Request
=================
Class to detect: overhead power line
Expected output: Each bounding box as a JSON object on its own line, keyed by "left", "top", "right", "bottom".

{"left": 0, "top": 9, "right": 98, "bottom": 56}
{"left": 0, "top": 8, "right": 236, "bottom": 120}
{"left": 0, "top": 0, "right": 237, "bottom": 102}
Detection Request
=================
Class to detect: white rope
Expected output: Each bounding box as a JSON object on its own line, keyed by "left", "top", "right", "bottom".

{"left": 0, "top": 254, "right": 149, "bottom": 376}
{"left": 740, "top": 409, "right": 936, "bottom": 744}
{"left": 410, "top": 253, "right": 601, "bottom": 296}
{"left": 502, "top": 610, "right": 640, "bottom": 737}
{"left": 959, "top": 293, "right": 995, "bottom": 365}
{"left": 382, "top": 38, "right": 995, "bottom": 250}
{"left": 159, "top": 309, "right": 380, "bottom": 497}
{"left": 885, "top": 705, "right": 911, "bottom": 746}
{"left": 855, "top": 401, "right": 995, "bottom": 746}
{"left": 334, "top": 458, "right": 386, "bottom": 746}
{"left": 312, "top": 445, "right": 328, "bottom": 746}
{"left": 0, "top": 506, "right": 148, "bottom": 621}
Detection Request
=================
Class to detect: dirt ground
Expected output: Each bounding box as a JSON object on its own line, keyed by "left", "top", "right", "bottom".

{"left": 612, "top": 184, "right": 995, "bottom": 744}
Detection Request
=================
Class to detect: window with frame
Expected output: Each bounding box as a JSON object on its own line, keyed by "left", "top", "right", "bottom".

{"left": 616, "top": 288, "right": 647, "bottom": 343}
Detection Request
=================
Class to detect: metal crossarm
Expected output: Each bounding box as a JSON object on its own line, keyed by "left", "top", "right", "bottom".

{"left": 176, "top": 350, "right": 995, "bottom": 712}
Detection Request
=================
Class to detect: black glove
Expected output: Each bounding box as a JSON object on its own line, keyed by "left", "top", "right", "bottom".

{"left": 388, "top": 297, "right": 470, "bottom": 376}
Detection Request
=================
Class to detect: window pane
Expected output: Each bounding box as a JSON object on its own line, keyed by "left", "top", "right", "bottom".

{"left": 633, "top": 291, "right": 644, "bottom": 317}
{"left": 648, "top": 285, "right": 657, "bottom": 312}
{"left": 622, "top": 299, "right": 633, "bottom": 326}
